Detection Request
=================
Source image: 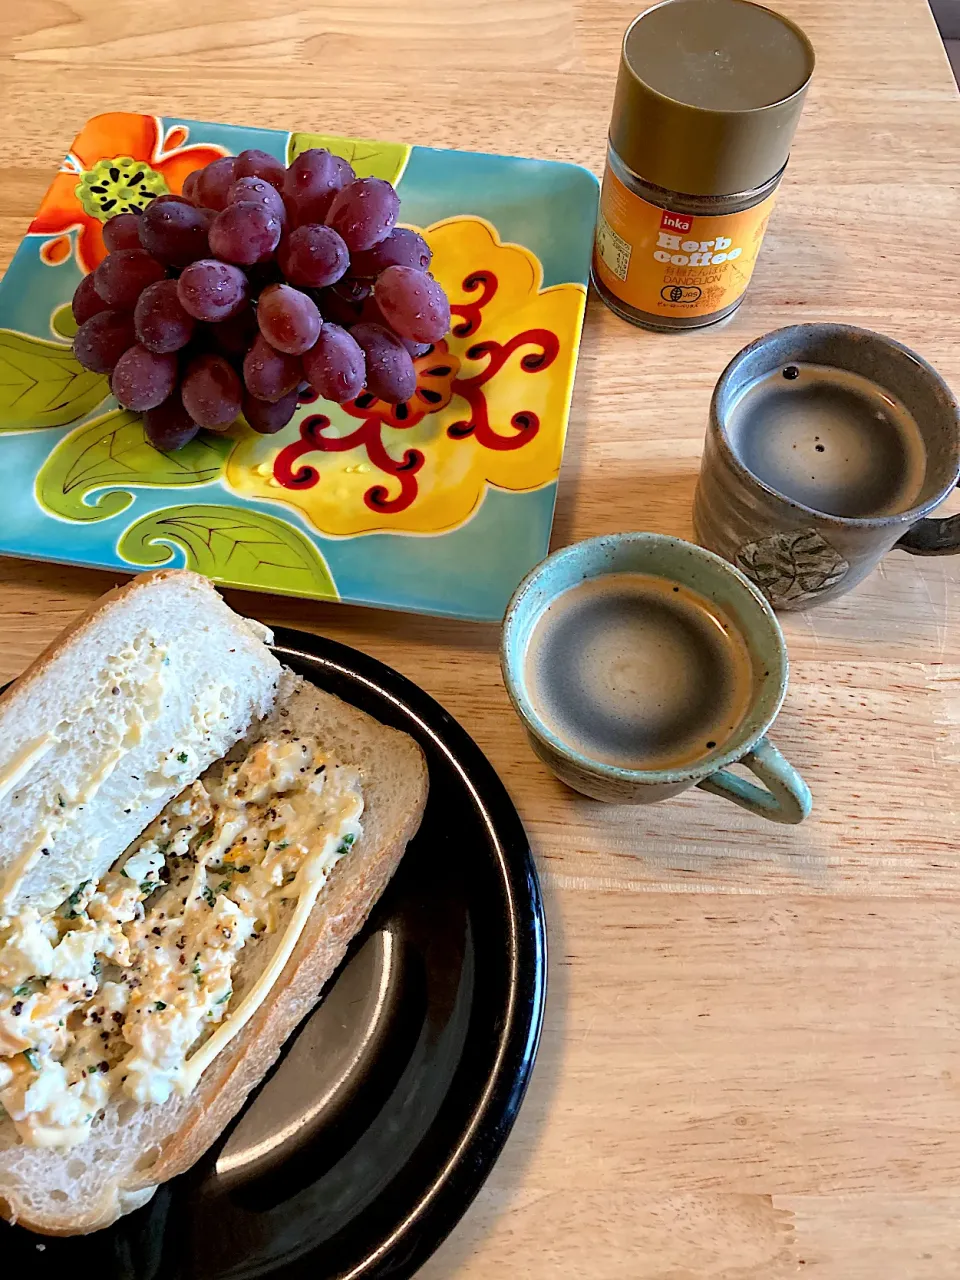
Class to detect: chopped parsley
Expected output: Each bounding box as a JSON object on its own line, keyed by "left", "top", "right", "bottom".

{"left": 336, "top": 833, "right": 356, "bottom": 856}
{"left": 201, "top": 885, "right": 216, "bottom": 908}
{"left": 192, "top": 962, "right": 203, "bottom": 980}
{"left": 12, "top": 983, "right": 31, "bottom": 997}
{"left": 236, "top": 864, "right": 250, "bottom": 874}
{"left": 216, "top": 990, "right": 231, "bottom": 1004}
{"left": 275, "top": 841, "right": 290, "bottom": 851}
{"left": 56, "top": 794, "right": 65, "bottom": 808}
{"left": 63, "top": 880, "right": 91, "bottom": 918}
{"left": 141, "top": 880, "right": 158, "bottom": 895}
{"left": 23, "top": 1049, "right": 39, "bottom": 1070}
{"left": 176, "top": 751, "right": 188, "bottom": 764}
{"left": 154, "top": 1001, "right": 167, "bottom": 1011}
{"left": 217, "top": 880, "right": 231, "bottom": 894}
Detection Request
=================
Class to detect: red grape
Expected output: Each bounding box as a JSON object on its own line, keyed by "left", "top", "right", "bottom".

{"left": 93, "top": 249, "right": 166, "bottom": 310}
{"left": 234, "top": 149, "right": 286, "bottom": 190}
{"left": 351, "top": 228, "right": 432, "bottom": 277}
{"left": 374, "top": 266, "right": 450, "bottom": 343}
{"left": 402, "top": 338, "right": 432, "bottom": 358}
{"left": 73, "top": 310, "right": 136, "bottom": 373}
{"left": 207, "top": 306, "right": 258, "bottom": 357}
{"left": 257, "top": 283, "right": 321, "bottom": 355}
{"left": 102, "top": 212, "right": 143, "bottom": 253}
{"left": 302, "top": 324, "right": 366, "bottom": 404}
{"left": 351, "top": 322, "right": 416, "bottom": 403}
{"left": 242, "top": 387, "right": 300, "bottom": 434}
{"left": 325, "top": 178, "right": 399, "bottom": 253}
{"left": 243, "top": 333, "right": 302, "bottom": 402}
{"left": 181, "top": 354, "right": 242, "bottom": 428}
{"left": 314, "top": 278, "right": 371, "bottom": 327}
{"left": 137, "top": 199, "right": 210, "bottom": 266}
{"left": 284, "top": 149, "right": 353, "bottom": 226}
{"left": 228, "top": 177, "right": 286, "bottom": 223}
{"left": 177, "top": 259, "right": 248, "bottom": 322}
{"left": 278, "top": 224, "right": 349, "bottom": 289}
{"left": 144, "top": 393, "right": 200, "bottom": 451}
{"left": 182, "top": 171, "right": 201, "bottom": 204}
{"left": 245, "top": 260, "right": 284, "bottom": 294}
{"left": 72, "top": 272, "right": 110, "bottom": 325}
{"left": 196, "top": 157, "right": 237, "bottom": 211}
{"left": 287, "top": 191, "right": 333, "bottom": 227}
{"left": 209, "top": 202, "right": 282, "bottom": 265}
{"left": 134, "top": 279, "right": 196, "bottom": 353}
{"left": 111, "top": 344, "right": 178, "bottom": 411}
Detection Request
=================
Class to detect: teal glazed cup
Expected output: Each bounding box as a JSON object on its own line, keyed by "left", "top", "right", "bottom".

{"left": 501, "top": 533, "right": 811, "bottom": 823}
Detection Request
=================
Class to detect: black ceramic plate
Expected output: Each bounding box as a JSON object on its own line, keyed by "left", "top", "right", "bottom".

{"left": 0, "top": 627, "right": 546, "bottom": 1278}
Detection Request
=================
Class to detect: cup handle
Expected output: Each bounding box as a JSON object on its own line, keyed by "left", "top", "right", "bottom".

{"left": 896, "top": 481, "right": 960, "bottom": 555}
{"left": 696, "top": 736, "right": 812, "bottom": 824}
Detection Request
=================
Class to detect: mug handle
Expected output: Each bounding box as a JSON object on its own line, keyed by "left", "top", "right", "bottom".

{"left": 896, "top": 481, "right": 960, "bottom": 555}
{"left": 696, "top": 737, "right": 811, "bottom": 825}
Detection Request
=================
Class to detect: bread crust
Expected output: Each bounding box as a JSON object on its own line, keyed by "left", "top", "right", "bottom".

{"left": 3, "top": 674, "right": 428, "bottom": 1235}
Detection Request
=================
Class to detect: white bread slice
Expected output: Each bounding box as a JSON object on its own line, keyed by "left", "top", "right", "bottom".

{"left": 0, "top": 570, "right": 281, "bottom": 918}
{"left": 0, "top": 670, "right": 429, "bottom": 1235}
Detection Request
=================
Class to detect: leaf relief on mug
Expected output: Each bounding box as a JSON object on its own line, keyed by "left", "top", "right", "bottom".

{"left": 735, "top": 527, "right": 849, "bottom": 606}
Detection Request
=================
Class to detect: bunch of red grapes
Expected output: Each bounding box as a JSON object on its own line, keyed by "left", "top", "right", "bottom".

{"left": 71, "top": 148, "right": 451, "bottom": 450}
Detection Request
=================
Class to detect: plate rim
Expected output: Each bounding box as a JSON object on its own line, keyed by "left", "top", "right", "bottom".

{"left": 269, "top": 625, "right": 547, "bottom": 1280}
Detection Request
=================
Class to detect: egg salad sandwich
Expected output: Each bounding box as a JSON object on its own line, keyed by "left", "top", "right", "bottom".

{"left": 0, "top": 570, "right": 427, "bottom": 1235}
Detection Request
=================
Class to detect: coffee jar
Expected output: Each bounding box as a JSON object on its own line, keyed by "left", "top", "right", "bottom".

{"left": 592, "top": 0, "right": 815, "bottom": 332}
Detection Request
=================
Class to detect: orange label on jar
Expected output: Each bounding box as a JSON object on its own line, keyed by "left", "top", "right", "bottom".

{"left": 593, "top": 161, "right": 777, "bottom": 320}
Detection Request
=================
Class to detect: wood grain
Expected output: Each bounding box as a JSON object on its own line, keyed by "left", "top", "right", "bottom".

{"left": 2, "top": 0, "right": 960, "bottom": 1274}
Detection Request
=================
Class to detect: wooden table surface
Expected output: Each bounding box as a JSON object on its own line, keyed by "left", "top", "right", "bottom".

{"left": 3, "top": 0, "right": 960, "bottom": 1275}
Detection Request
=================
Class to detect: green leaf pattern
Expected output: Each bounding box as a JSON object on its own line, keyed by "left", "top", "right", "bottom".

{"left": 118, "top": 505, "right": 338, "bottom": 600}
{"left": 36, "top": 409, "right": 231, "bottom": 521}
{"left": 50, "top": 303, "right": 78, "bottom": 342}
{"left": 286, "top": 132, "right": 411, "bottom": 186}
{"left": 0, "top": 329, "right": 108, "bottom": 431}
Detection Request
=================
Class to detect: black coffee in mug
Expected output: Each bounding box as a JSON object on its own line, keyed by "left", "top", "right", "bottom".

{"left": 726, "top": 362, "right": 928, "bottom": 519}
{"left": 523, "top": 572, "right": 755, "bottom": 771}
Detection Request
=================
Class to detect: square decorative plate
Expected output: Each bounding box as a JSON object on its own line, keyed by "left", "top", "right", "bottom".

{"left": 0, "top": 113, "right": 597, "bottom": 620}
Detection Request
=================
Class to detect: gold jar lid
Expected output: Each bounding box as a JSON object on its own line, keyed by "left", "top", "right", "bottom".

{"left": 610, "top": 0, "right": 815, "bottom": 197}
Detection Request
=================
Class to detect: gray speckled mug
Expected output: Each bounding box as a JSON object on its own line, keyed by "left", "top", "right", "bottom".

{"left": 693, "top": 324, "right": 960, "bottom": 609}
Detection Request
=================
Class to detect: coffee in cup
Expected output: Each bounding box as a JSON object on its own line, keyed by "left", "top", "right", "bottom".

{"left": 726, "top": 362, "right": 928, "bottom": 520}
{"left": 523, "top": 572, "right": 755, "bottom": 772}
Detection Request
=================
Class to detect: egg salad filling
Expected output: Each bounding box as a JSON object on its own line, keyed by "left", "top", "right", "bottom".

{"left": 0, "top": 734, "right": 363, "bottom": 1149}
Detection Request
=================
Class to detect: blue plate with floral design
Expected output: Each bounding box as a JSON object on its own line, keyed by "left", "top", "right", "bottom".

{"left": 0, "top": 113, "right": 597, "bottom": 620}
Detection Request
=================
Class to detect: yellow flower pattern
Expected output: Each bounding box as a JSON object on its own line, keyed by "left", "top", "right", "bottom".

{"left": 225, "top": 217, "right": 586, "bottom": 536}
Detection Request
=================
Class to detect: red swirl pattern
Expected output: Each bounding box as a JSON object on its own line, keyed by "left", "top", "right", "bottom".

{"left": 273, "top": 270, "right": 557, "bottom": 514}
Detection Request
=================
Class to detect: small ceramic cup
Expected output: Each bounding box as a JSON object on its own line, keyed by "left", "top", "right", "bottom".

{"left": 693, "top": 323, "right": 960, "bottom": 609}
{"left": 501, "top": 533, "right": 811, "bottom": 824}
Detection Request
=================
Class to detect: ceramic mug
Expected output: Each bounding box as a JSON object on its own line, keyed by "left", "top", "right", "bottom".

{"left": 500, "top": 533, "right": 811, "bottom": 823}
{"left": 693, "top": 323, "right": 960, "bottom": 609}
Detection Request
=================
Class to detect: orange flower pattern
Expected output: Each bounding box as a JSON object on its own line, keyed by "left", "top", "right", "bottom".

{"left": 28, "top": 113, "right": 226, "bottom": 275}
